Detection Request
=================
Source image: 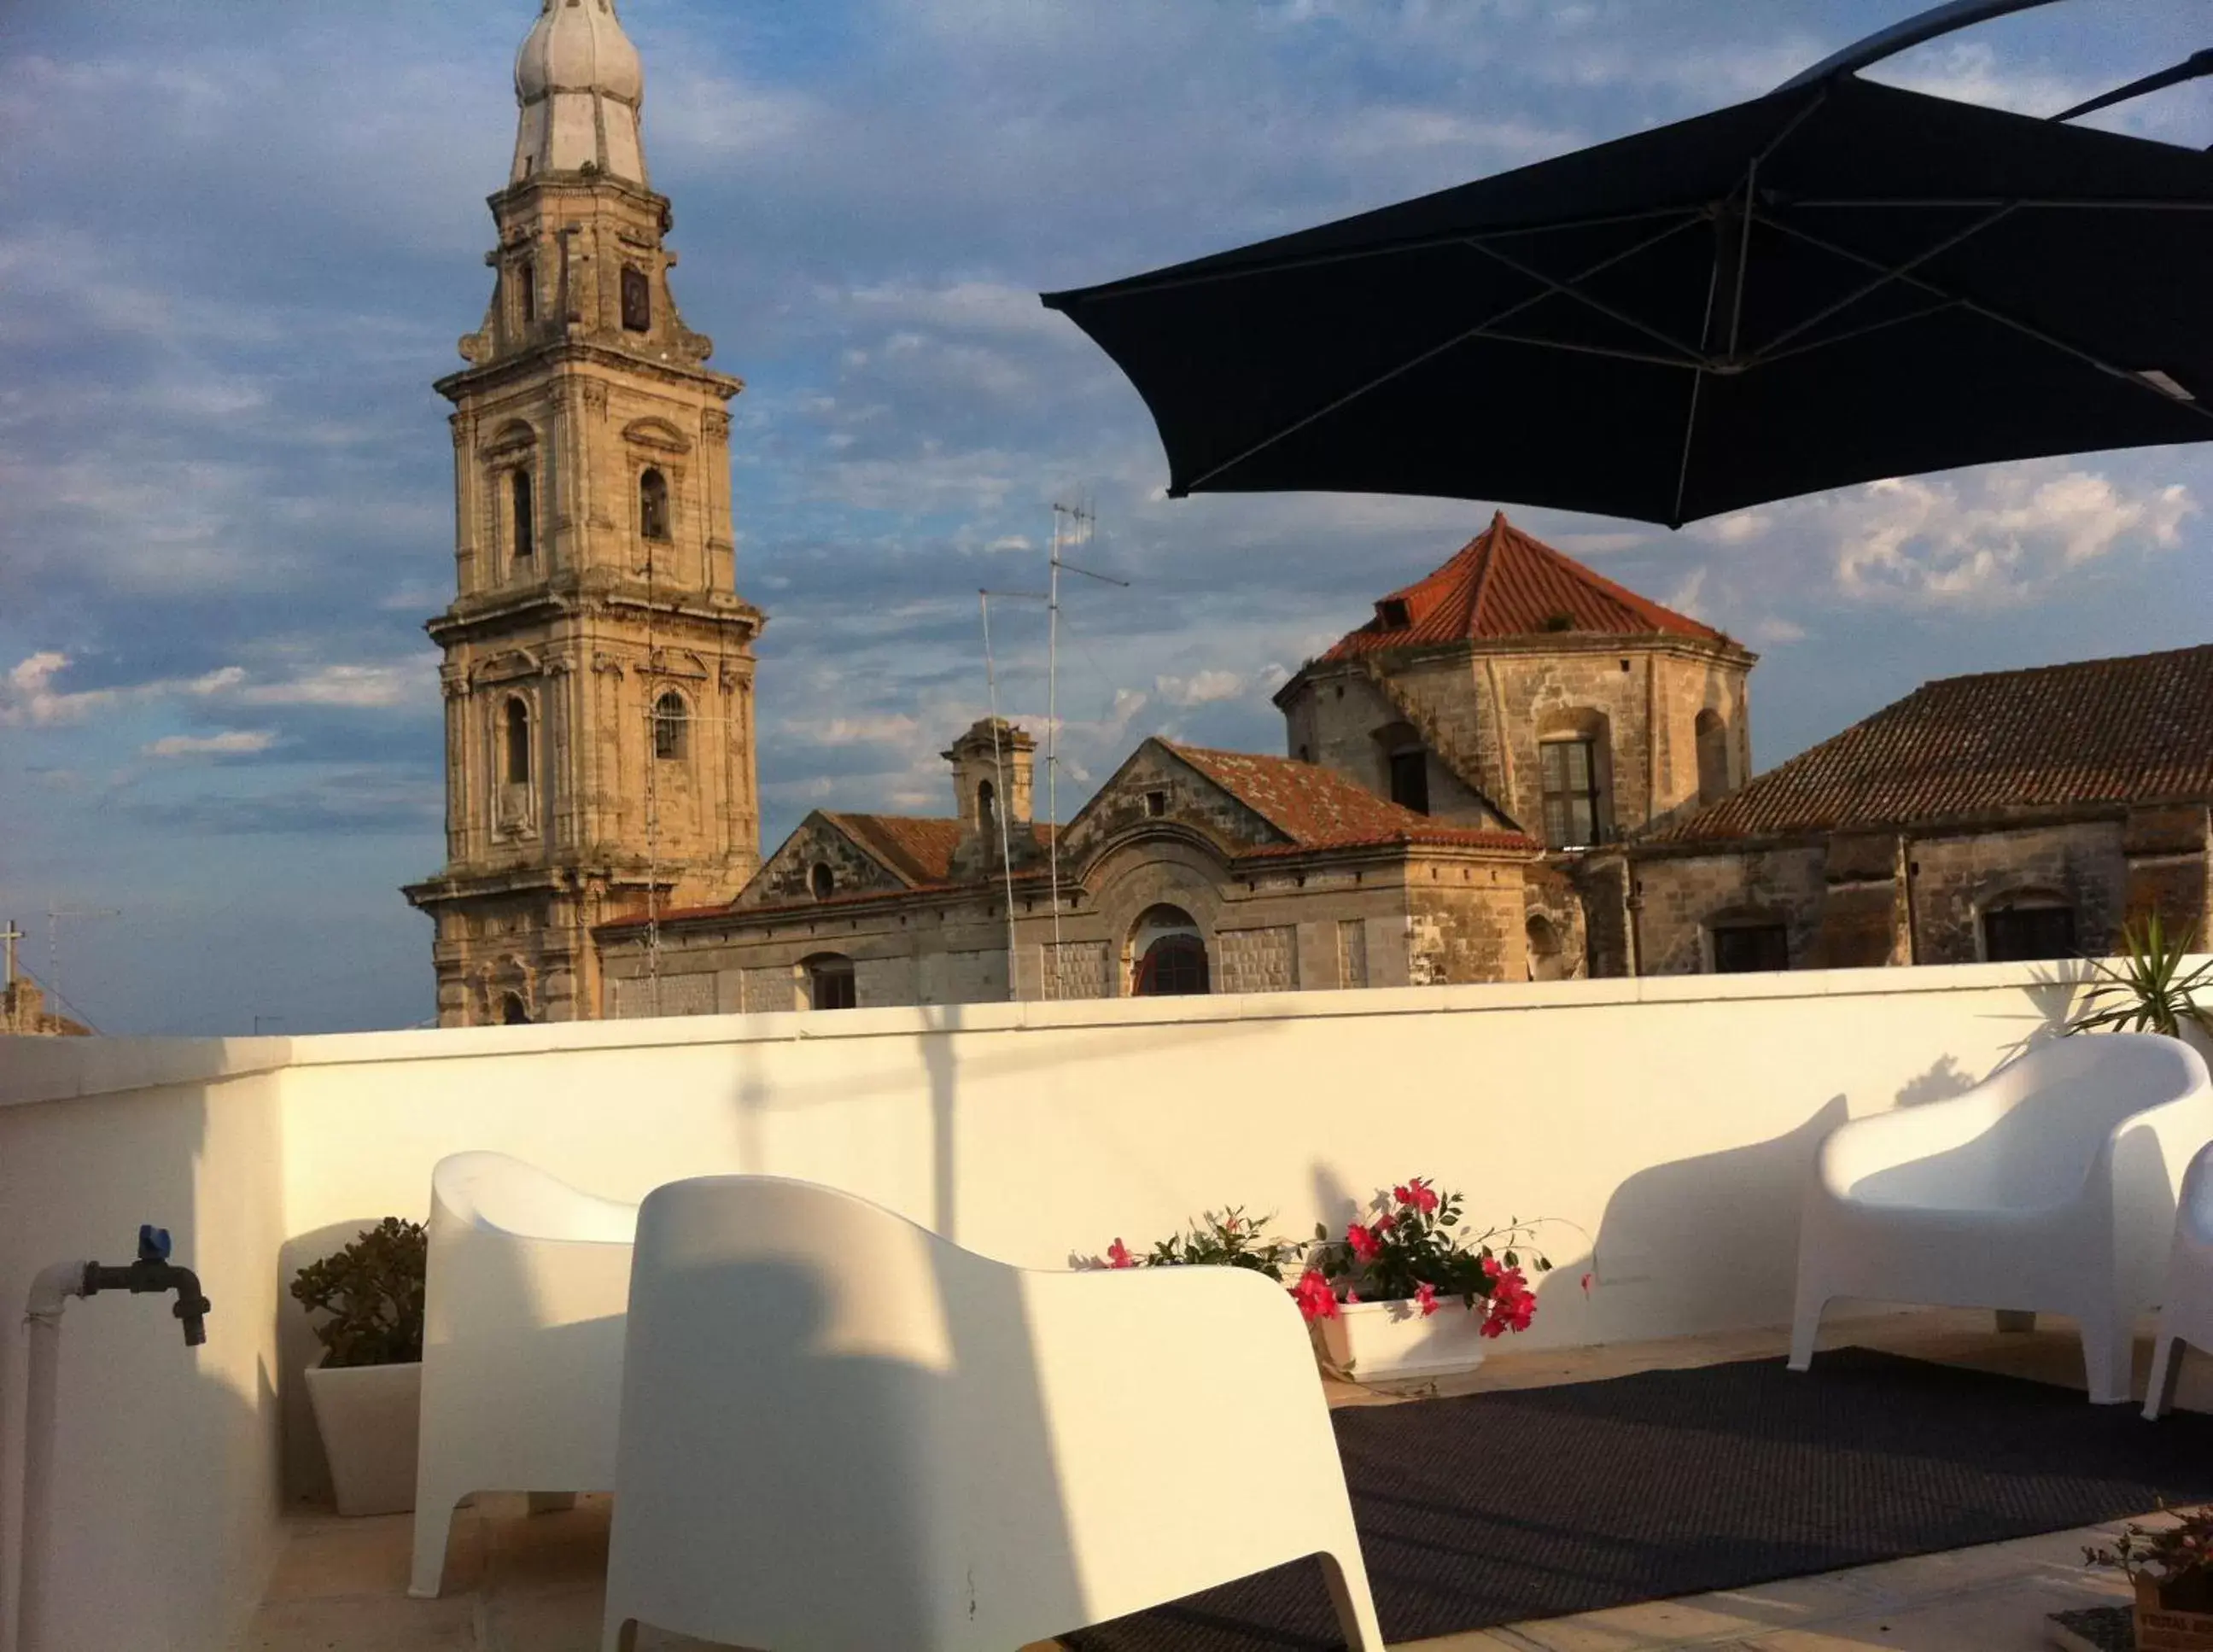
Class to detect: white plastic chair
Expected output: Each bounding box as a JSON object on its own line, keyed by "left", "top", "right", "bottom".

{"left": 1790, "top": 1032, "right": 2212, "bottom": 1405}
{"left": 409, "top": 1152, "right": 639, "bottom": 1597}
{"left": 601, "top": 1175, "right": 1384, "bottom": 1652}
{"left": 2146, "top": 1137, "right": 2213, "bottom": 1420}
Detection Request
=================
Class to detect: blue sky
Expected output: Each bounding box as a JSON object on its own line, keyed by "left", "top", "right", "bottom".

{"left": 3, "top": 0, "right": 2208, "bottom": 1035}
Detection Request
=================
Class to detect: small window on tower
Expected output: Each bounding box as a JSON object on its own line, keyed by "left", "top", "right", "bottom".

{"left": 652, "top": 691, "right": 687, "bottom": 761}
{"left": 639, "top": 468, "right": 669, "bottom": 541}
{"left": 504, "top": 698, "right": 531, "bottom": 786}
{"left": 621, "top": 266, "right": 651, "bottom": 332}
{"left": 511, "top": 470, "right": 534, "bottom": 562}
{"left": 517, "top": 257, "right": 535, "bottom": 324}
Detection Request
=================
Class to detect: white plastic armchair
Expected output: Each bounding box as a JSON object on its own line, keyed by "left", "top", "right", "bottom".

{"left": 2147, "top": 1137, "right": 2213, "bottom": 1420}
{"left": 409, "top": 1152, "right": 639, "bottom": 1597}
{"left": 601, "top": 1175, "right": 1384, "bottom": 1652}
{"left": 1790, "top": 1032, "right": 2212, "bottom": 1404}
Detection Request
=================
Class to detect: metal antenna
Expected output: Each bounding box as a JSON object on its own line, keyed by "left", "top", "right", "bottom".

{"left": 977, "top": 590, "right": 1031, "bottom": 1000}
{"left": 1044, "top": 497, "right": 1124, "bottom": 996}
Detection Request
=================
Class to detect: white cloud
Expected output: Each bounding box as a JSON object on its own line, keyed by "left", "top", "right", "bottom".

{"left": 230, "top": 663, "right": 431, "bottom": 709}
{"left": 786, "top": 714, "right": 925, "bottom": 747}
{"left": 142, "top": 729, "right": 276, "bottom": 758}
{"left": 1154, "top": 668, "right": 1245, "bottom": 707}
{"left": 1, "top": 652, "right": 243, "bottom": 727}
{"left": 1830, "top": 470, "right": 2194, "bottom": 604}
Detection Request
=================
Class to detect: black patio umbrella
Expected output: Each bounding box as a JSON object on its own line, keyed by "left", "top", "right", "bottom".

{"left": 1041, "top": 74, "right": 2213, "bottom": 528}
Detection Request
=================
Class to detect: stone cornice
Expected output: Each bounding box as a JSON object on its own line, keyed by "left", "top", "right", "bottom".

{"left": 435, "top": 340, "right": 742, "bottom": 406}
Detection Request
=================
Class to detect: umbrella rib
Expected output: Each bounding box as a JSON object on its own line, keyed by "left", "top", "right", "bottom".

{"left": 1177, "top": 217, "right": 1712, "bottom": 494}
{"left": 1744, "top": 201, "right": 2017, "bottom": 363}
{"left": 1784, "top": 197, "right": 2213, "bottom": 212}
{"left": 1463, "top": 239, "right": 1711, "bottom": 366}
{"left": 1051, "top": 207, "right": 1710, "bottom": 304}
{"left": 1672, "top": 253, "right": 1725, "bottom": 528}
{"left": 1749, "top": 300, "right": 1965, "bottom": 366}
{"left": 1757, "top": 215, "right": 2213, "bottom": 424}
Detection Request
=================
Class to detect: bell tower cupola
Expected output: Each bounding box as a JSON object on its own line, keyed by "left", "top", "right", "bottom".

{"left": 405, "top": 0, "right": 766, "bottom": 1030}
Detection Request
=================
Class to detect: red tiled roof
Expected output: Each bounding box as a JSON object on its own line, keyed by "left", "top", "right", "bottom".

{"left": 1645, "top": 645, "right": 2213, "bottom": 844}
{"left": 823, "top": 813, "right": 966, "bottom": 884}
{"left": 1321, "top": 511, "right": 1725, "bottom": 663}
{"left": 1165, "top": 743, "right": 1539, "bottom": 853}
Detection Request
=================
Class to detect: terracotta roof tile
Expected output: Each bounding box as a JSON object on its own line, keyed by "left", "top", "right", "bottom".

{"left": 1646, "top": 645, "right": 2213, "bottom": 844}
{"left": 822, "top": 813, "right": 965, "bottom": 884}
{"left": 1165, "top": 742, "right": 1538, "bottom": 853}
{"left": 1321, "top": 511, "right": 1725, "bottom": 663}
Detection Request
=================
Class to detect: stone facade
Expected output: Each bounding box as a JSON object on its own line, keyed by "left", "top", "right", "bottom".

{"left": 1616, "top": 647, "right": 2213, "bottom": 977}
{"left": 404, "top": 0, "right": 762, "bottom": 1027}
{"left": 596, "top": 728, "right": 1540, "bottom": 1014}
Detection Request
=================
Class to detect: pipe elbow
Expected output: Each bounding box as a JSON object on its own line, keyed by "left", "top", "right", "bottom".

{"left": 25, "top": 1260, "right": 91, "bottom": 1327}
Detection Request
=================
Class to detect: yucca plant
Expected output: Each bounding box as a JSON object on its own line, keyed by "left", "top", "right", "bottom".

{"left": 2065, "top": 914, "right": 2213, "bottom": 1039}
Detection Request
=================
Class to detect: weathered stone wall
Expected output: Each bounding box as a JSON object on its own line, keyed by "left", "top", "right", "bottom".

{"left": 1909, "top": 821, "right": 2128, "bottom": 965}
{"left": 2122, "top": 805, "right": 2213, "bottom": 939}
{"left": 737, "top": 816, "right": 905, "bottom": 908}
{"left": 1217, "top": 925, "right": 1299, "bottom": 993}
{"left": 1281, "top": 639, "right": 1750, "bottom": 846}
{"left": 1406, "top": 870, "right": 1529, "bottom": 984}
{"left": 1632, "top": 846, "right": 1827, "bottom": 975}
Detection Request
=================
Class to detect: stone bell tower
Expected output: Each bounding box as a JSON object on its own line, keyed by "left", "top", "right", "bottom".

{"left": 404, "top": 0, "right": 765, "bottom": 1028}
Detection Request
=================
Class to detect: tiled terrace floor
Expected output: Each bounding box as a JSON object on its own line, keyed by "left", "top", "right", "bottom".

{"left": 248, "top": 1310, "right": 2207, "bottom": 1652}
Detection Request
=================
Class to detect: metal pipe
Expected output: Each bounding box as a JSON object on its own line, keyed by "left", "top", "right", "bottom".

{"left": 15, "top": 1262, "right": 90, "bottom": 1652}
{"left": 1773, "top": 0, "right": 2071, "bottom": 93}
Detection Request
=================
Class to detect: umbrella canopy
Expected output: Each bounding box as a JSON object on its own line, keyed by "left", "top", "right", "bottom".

{"left": 1042, "top": 75, "right": 2213, "bottom": 528}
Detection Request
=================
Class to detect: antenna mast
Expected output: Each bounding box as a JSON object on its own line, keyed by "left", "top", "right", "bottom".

{"left": 1045, "top": 499, "right": 1124, "bottom": 994}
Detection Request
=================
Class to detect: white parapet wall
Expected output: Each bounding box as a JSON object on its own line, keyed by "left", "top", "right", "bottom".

{"left": 0, "top": 960, "right": 2150, "bottom": 1649}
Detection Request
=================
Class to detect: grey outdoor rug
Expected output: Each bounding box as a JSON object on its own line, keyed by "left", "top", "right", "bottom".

{"left": 1062, "top": 1346, "right": 2213, "bottom": 1652}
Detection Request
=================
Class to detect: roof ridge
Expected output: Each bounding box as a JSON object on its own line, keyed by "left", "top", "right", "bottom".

{"left": 1462, "top": 511, "right": 1508, "bottom": 633}
{"left": 1917, "top": 641, "right": 2213, "bottom": 691}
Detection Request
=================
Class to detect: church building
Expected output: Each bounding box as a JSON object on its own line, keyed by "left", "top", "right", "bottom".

{"left": 404, "top": 0, "right": 764, "bottom": 1027}
{"left": 593, "top": 514, "right": 1753, "bottom": 1013}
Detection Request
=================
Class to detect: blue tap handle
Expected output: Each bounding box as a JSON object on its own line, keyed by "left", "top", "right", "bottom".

{"left": 138, "top": 1224, "right": 172, "bottom": 1263}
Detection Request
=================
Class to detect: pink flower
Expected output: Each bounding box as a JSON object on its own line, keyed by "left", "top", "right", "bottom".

{"left": 1415, "top": 1281, "right": 1439, "bottom": 1318}
{"left": 1373, "top": 1211, "right": 1396, "bottom": 1233}
{"left": 1346, "top": 1222, "right": 1382, "bottom": 1262}
{"left": 1106, "top": 1238, "right": 1135, "bottom": 1270}
{"left": 1481, "top": 1254, "right": 1504, "bottom": 1281}
{"left": 1221, "top": 1213, "right": 1241, "bottom": 1232}
{"left": 1292, "top": 1269, "right": 1339, "bottom": 1322}
{"left": 1394, "top": 1176, "right": 1439, "bottom": 1215}
{"left": 1345, "top": 1289, "right": 1360, "bottom": 1304}
{"left": 1580, "top": 1271, "right": 1594, "bottom": 1297}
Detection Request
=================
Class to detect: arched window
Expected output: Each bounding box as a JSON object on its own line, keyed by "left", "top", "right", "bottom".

{"left": 503, "top": 698, "right": 531, "bottom": 786}
{"left": 1982, "top": 893, "right": 2077, "bottom": 962}
{"left": 1527, "top": 914, "right": 1565, "bottom": 982}
{"left": 515, "top": 256, "right": 535, "bottom": 325}
{"left": 1695, "top": 709, "right": 1730, "bottom": 806}
{"left": 511, "top": 469, "right": 534, "bottom": 562}
{"left": 621, "top": 266, "right": 651, "bottom": 332}
{"left": 809, "top": 861, "right": 834, "bottom": 901}
{"left": 652, "top": 690, "right": 687, "bottom": 760}
{"left": 803, "top": 952, "right": 856, "bottom": 1011}
{"left": 639, "top": 468, "right": 669, "bottom": 541}
{"left": 500, "top": 992, "right": 531, "bottom": 1025}
{"left": 1130, "top": 904, "right": 1209, "bottom": 997}
{"left": 978, "top": 779, "right": 997, "bottom": 833}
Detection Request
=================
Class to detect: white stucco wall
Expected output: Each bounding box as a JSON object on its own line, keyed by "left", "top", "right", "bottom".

{"left": 0, "top": 1042, "right": 290, "bottom": 1652}
{"left": 0, "top": 960, "right": 2166, "bottom": 1648}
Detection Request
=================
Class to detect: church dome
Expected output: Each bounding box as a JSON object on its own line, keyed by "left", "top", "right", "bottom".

{"left": 515, "top": 0, "right": 643, "bottom": 105}
{"left": 511, "top": 0, "right": 649, "bottom": 188}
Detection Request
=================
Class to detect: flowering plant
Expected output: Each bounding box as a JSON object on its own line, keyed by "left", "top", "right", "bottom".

{"left": 2086, "top": 1501, "right": 2213, "bottom": 1608}
{"left": 1295, "top": 1176, "right": 1552, "bottom": 1339}
{"left": 1094, "top": 1207, "right": 1304, "bottom": 1282}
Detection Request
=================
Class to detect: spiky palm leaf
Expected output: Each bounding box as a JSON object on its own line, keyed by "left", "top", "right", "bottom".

{"left": 2065, "top": 913, "right": 2213, "bottom": 1039}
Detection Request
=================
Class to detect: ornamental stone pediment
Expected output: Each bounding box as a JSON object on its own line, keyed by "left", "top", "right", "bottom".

{"left": 473, "top": 648, "right": 543, "bottom": 684}
{"left": 621, "top": 415, "right": 692, "bottom": 454}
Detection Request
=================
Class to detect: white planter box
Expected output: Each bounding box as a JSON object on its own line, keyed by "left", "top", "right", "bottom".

{"left": 1311, "top": 1297, "right": 1487, "bottom": 1381}
{"left": 305, "top": 1361, "right": 421, "bottom": 1516}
